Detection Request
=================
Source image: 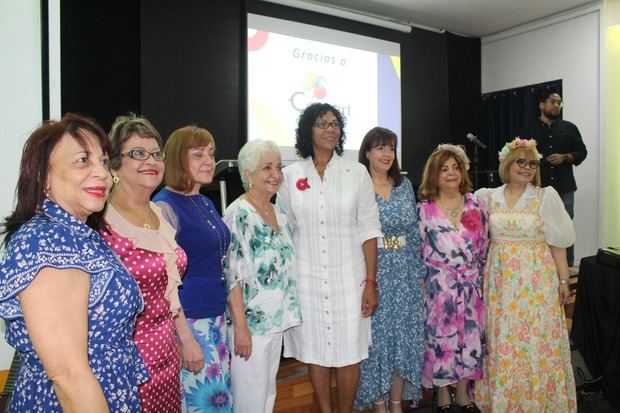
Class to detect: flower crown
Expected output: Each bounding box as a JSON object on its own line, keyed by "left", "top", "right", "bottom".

{"left": 498, "top": 138, "right": 542, "bottom": 162}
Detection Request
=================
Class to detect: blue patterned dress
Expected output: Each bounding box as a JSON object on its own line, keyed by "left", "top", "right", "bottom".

{"left": 355, "top": 177, "right": 426, "bottom": 408}
{"left": 0, "top": 199, "right": 148, "bottom": 412}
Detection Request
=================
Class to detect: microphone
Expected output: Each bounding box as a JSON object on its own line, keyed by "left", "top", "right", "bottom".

{"left": 467, "top": 133, "right": 487, "bottom": 149}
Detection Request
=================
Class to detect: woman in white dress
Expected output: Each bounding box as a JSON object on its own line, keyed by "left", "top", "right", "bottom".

{"left": 277, "top": 103, "right": 382, "bottom": 413}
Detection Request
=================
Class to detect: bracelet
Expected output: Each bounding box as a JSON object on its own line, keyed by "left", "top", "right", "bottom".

{"left": 559, "top": 279, "right": 569, "bottom": 285}
{"left": 362, "top": 278, "right": 378, "bottom": 288}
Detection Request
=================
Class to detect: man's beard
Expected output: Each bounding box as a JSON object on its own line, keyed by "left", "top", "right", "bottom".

{"left": 543, "top": 108, "right": 560, "bottom": 120}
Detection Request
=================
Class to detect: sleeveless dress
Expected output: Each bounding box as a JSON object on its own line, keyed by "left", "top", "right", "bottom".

{"left": 102, "top": 203, "right": 188, "bottom": 413}
{"left": 0, "top": 199, "right": 148, "bottom": 412}
{"left": 474, "top": 184, "right": 577, "bottom": 412}
{"left": 355, "top": 177, "right": 425, "bottom": 408}
{"left": 418, "top": 193, "right": 489, "bottom": 388}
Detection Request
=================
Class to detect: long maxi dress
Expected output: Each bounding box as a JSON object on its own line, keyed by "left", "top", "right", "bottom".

{"left": 355, "top": 177, "right": 426, "bottom": 408}
{"left": 418, "top": 193, "right": 489, "bottom": 388}
{"left": 474, "top": 184, "right": 577, "bottom": 412}
{"left": 102, "top": 203, "right": 187, "bottom": 413}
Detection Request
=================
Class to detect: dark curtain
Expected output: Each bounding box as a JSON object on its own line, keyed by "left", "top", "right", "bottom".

{"left": 480, "top": 80, "right": 562, "bottom": 178}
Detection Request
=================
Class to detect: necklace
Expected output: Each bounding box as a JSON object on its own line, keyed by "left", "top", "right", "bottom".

{"left": 245, "top": 192, "right": 272, "bottom": 216}
{"left": 111, "top": 199, "right": 156, "bottom": 230}
{"left": 188, "top": 195, "right": 228, "bottom": 285}
{"left": 142, "top": 209, "right": 156, "bottom": 229}
{"left": 438, "top": 196, "right": 464, "bottom": 218}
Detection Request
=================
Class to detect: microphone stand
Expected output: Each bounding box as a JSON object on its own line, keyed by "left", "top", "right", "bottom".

{"left": 472, "top": 143, "right": 479, "bottom": 189}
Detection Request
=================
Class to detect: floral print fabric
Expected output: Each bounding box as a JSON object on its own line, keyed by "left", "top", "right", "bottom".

{"left": 474, "top": 185, "right": 576, "bottom": 412}
{"left": 222, "top": 198, "right": 301, "bottom": 336}
{"left": 0, "top": 199, "right": 147, "bottom": 412}
{"left": 418, "top": 193, "right": 489, "bottom": 388}
{"left": 355, "top": 178, "right": 426, "bottom": 407}
{"left": 181, "top": 315, "right": 232, "bottom": 413}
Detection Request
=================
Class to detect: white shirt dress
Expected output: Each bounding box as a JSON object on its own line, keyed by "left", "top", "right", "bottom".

{"left": 277, "top": 156, "right": 382, "bottom": 367}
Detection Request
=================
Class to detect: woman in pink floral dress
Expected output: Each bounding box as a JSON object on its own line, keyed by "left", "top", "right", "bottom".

{"left": 417, "top": 144, "right": 489, "bottom": 413}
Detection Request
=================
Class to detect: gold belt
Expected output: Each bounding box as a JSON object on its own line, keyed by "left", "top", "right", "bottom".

{"left": 379, "top": 235, "right": 406, "bottom": 250}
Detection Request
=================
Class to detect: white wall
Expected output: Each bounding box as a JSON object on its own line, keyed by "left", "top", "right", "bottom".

{"left": 481, "top": 5, "right": 601, "bottom": 262}
{"left": 0, "top": 0, "right": 43, "bottom": 369}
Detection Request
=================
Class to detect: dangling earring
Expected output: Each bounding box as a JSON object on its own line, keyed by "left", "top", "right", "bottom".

{"left": 112, "top": 175, "right": 120, "bottom": 184}
{"left": 43, "top": 185, "right": 51, "bottom": 198}
{"left": 248, "top": 182, "right": 253, "bottom": 189}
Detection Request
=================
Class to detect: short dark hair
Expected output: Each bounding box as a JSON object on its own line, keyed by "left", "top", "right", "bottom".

{"left": 358, "top": 127, "right": 402, "bottom": 186}
{"left": 295, "top": 103, "right": 346, "bottom": 159}
{"left": 537, "top": 87, "right": 561, "bottom": 104}
{"left": 2, "top": 113, "right": 110, "bottom": 246}
{"left": 108, "top": 113, "right": 162, "bottom": 171}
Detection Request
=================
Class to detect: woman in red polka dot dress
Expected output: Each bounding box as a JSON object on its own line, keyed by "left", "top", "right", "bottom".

{"left": 101, "top": 114, "right": 187, "bottom": 412}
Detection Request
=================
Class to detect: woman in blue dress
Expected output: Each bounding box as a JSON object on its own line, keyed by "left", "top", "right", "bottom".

{"left": 153, "top": 126, "right": 232, "bottom": 413}
{"left": 355, "top": 127, "right": 426, "bottom": 413}
{"left": 0, "top": 113, "right": 147, "bottom": 412}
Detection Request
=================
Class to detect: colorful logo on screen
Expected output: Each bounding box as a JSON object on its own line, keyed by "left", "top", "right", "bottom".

{"left": 301, "top": 73, "right": 327, "bottom": 99}
{"left": 248, "top": 30, "right": 269, "bottom": 51}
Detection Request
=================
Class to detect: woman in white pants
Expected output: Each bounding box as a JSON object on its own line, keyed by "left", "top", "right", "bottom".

{"left": 223, "top": 140, "right": 301, "bottom": 412}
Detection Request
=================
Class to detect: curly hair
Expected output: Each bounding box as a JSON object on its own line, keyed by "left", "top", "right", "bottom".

{"left": 295, "top": 103, "right": 346, "bottom": 159}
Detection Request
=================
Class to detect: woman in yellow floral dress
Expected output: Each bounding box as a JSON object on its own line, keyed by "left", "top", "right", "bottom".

{"left": 474, "top": 138, "right": 577, "bottom": 412}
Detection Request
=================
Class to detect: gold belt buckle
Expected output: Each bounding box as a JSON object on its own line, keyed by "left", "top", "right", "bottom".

{"left": 382, "top": 236, "right": 401, "bottom": 250}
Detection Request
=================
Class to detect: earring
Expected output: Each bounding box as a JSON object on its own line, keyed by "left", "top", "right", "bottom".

{"left": 113, "top": 175, "right": 120, "bottom": 184}
{"left": 43, "top": 186, "right": 51, "bottom": 198}
{"left": 249, "top": 182, "right": 253, "bottom": 189}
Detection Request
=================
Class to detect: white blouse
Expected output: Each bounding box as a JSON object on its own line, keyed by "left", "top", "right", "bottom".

{"left": 475, "top": 183, "right": 575, "bottom": 247}
{"left": 277, "top": 156, "right": 382, "bottom": 367}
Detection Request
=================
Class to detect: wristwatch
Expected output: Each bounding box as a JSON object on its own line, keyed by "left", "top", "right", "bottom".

{"left": 559, "top": 279, "right": 569, "bottom": 285}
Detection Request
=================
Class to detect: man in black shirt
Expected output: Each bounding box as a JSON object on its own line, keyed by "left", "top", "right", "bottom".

{"left": 520, "top": 89, "right": 587, "bottom": 266}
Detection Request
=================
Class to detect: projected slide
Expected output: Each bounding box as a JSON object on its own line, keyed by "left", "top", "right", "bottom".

{"left": 248, "top": 14, "right": 401, "bottom": 161}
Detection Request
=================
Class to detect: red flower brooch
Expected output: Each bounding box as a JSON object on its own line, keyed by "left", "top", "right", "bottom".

{"left": 461, "top": 209, "right": 483, "bottom": 232}
{"left": 296, "top": 177, "right": 310, "bottom": 191}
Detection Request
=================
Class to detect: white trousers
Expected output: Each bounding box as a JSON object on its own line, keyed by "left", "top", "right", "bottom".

{"left": 230, "top": 330, "right": 283, "bottom": 413}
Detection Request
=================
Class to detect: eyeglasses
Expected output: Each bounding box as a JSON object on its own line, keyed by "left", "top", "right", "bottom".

{"left": 315, "top": 120, "right": 341, "bottom": 130}
{"left": 545, "top": 98, "right": 563, "bottom": 107}
{"left": 515, "top": 158, "right": 540, "bottom": 169}
{"left": 121, "top": 149, "right": 166, "bottom": 162}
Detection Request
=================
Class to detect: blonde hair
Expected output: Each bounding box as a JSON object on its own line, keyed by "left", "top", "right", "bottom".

{"left": 498, "top": 147, "right": 541, "bottom": 186}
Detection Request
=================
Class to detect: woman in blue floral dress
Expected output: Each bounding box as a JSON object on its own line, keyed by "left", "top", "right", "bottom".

{"left": 224, "top": 140, "right": 301, "bottom": 413}
{"left": 417, "top": 145, "right": 488, "bottom": 413}
{"left": 355, "top": 128, "right": 426, "bottom": 413}
{"left": 0, "top": 114, "right": 147, "bottom": 412}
